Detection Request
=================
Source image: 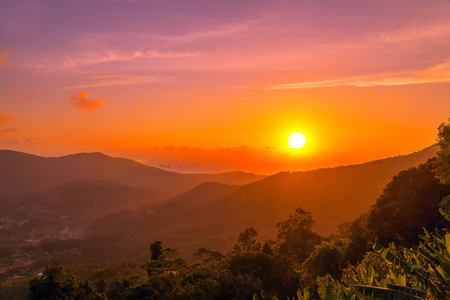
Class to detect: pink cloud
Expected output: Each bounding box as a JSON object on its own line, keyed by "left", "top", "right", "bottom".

{"left": 0, "top": 49, "right": 14, "bottom": 68}
{"left": 33, "top": 50, "right": 199, "bottom": 72}
{"left": 0, "top": 110, "right": 16, "bottom": 123}
{"left": 66, "top": 73, "right": 166, "bottom": 89}
{"left": 69, "top": 91, "right": 111, "bottom": 112}
{"left": 267, "top": 61, "right": 450, "bottom": 89}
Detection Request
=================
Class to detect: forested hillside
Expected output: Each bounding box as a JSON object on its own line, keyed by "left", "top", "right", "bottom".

{"left": 0, "top": 127, "right": 448, "bottom": 299}
{"left": 84, "top": 144, "right": 438, "bottom": 260}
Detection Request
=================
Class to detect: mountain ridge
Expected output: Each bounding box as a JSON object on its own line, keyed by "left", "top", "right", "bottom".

{"left": 85, "top": 144, "right": 439, "bottom": 259}
{"left": 0, "top": 149, "right": 265, "bottom": 199}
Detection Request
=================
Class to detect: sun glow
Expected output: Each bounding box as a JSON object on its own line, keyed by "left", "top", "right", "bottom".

{"left": 288, "top": 132, "right": 307, "bottom": 149}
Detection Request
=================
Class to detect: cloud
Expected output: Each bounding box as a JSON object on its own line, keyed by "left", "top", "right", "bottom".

{"left": 152, "top": 21, "right": 252, "bottom": 43}
{"left": 373, "top": 20, "right": 450, "bottom": 43}
{"left": 24, "top": 137, "right": 42, "bottom": 145}
{"left": 64, "top": 50, "right": 199, "bottom": 66}
{"left": 267, "top": 61, "right": 450, "bottom": 89}
{"left": 391, "top": 92, "right": 403, "bottom": 100}
{"left": 0, "top": 128, "right": 19, "bottom": 138}
{"left": 69, "top": 91, "right": 111, "bottom": 112}
{"left": 66, "top": 73, "right": 167, "bottom": 89}
{"left": 21, "top": 93, "right": 38, "bottom": 100}
{"left": 0, "top": 50, "right": 13, "bottom": 68}
{"left": 0, "top": 110, "right": 16, "bottom": 123}
{"left": 32, "top": 50, "right": 199, "bottom": 72}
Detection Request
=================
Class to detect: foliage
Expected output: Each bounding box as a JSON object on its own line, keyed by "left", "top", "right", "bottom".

{"left": 28, "top": 262, "right": 104, "bottom": 300}
{"left": 302, "top": 242, "right": 344, "bottom": 280}
{"left": 309, "top": 230, "right": 450, "bottom": 300}
{"left": 236, "top": 227, "right": 261, "bottom": 252}
{"left": 277, "top": 208, "right": 322, "bottom": 263}
{"left": 150, "top": 240, "right": 163, "bottom": 261}
{"left": 337, "top": 213, "right": 373, "bottom": 266}
{"left": 194, "top": 247, "right": 229, "bottom": 277}
{"left": 440, "top": 195, "right": 450, "bottom": 221}
{"left": 434, "top": 118, "right": 450, "bottom": 184}
{"left": 221, "top": 252, "right": 293, "bottom": 299}
{"left": 367, "top": 160, "right": 450, "bottom": 247}
{"left": 262, "top": 241, "right": 275, "bottom": 256}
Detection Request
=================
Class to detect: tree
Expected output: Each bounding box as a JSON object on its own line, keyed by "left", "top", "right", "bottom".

{"left": 367, "top": 161, "right": 450, "bottom": 247}
{"left": 434, "top": 118, "right": 450, "bottom": 184}
{"left": 302, "top": 242, "right": 344, "bottom": 280}
{"left": 276, "top": 208, "right": 321, "bottom": 262}
{"left": 219, "top": 252, "right": 299, "bottom": 300}
{"left": 150, "top": 240, "right": 163, "bottom": 260}
{"left": 29, "top": 262, "right": 80, "bottom": 300}
{"left": 337, "top": 213, "right": 372, "bottom": 266}
{"left": 262, "top": 241, "right": 274, "bottom": 256}
{"left": 236, "top": 227, "right": 261, "bottom": 252}
{"left": 29, "top": 262, "right": 104, "bottom": 300}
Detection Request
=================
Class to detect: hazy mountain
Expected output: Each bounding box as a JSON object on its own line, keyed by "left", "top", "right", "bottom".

{"left": 0, "top": 150, "right": 264, "bottom": 199}
{"left": 87, "top": 145, "right": 439, "bottom": 260}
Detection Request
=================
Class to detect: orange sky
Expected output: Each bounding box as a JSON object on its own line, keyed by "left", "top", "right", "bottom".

{"left": 1, "top": 1, "right": 450, "bottom": 174}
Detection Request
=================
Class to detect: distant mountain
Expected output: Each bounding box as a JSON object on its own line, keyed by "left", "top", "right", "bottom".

{"left": 88, "top": 145, "right": 439, "bottom": 260}
{"left": 214, "top": 145, "right": 439, "bottom": 237}
{"left": 0, "top": 150, "right": 265, "bottom": 199}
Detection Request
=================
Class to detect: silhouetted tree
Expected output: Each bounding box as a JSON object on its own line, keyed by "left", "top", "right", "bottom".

{"left": 301, "top": 242, "right": 344, "bottom": 280}
{"left": 337, "top": 213, "right": 372, "bottom": 266}
{"left": 29, "top": 262, "right": 103, "bottom": 300}
{"left": 262, "top": 241, "right": 274, "bottom": 256}
{"left": 367, "top": 160, "right": 450, "bottom": 247}
{"left": 29, "top": 262, "right": 79, "bottom": 300}
{"left": 236, "top": 227, "right": 261, "bottom": 252}
{"left": 218, "top": 252, "right": 298, "bottom": 300}
{"left": 276, "top": 208, "right": 321, "bottom": 262}
{"left": 434, "top": 118, "right": 450, "bottom": 184}
{"left": 150, "top": 240, "right": 163, "bottom": 260}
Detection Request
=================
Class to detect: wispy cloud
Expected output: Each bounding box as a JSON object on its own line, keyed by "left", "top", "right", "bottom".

{"left": 69, "top": 91, "right": 111, "bottom": 112}
{"left": 32, "top": 50, "right": 199, "bottom": 72}
{"left": 0, "top": 110, "right": 16, "bottom": 123}
{"left": 0, "top": 49, "right": 13, "bottom": 68}
{"left": 373, "top": 19, "right": 450, "bottom": 43}
{"left": 153, "top": 21, "right": 252, "bottom": 43}
{"left": 66, "top": 73, "right": 167, "bottom": 89}
{"left": 23, "top": 137, "right": 42, "bottom": 145}
{"left": 64, "top": 50, "right": 199, "bottom": 66}
{"left": 0, "top": 128, "right": 19, "bottom": 138}
{"left": 267, "top": 61, "right": 450, "bottom": 90}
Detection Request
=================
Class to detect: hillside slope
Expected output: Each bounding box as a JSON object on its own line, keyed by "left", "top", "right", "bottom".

{"left": 0, "top": 150, "right": 264, "bottom": 199}
{"left": 88, "top": 145, "right": 438, "bottom": 260}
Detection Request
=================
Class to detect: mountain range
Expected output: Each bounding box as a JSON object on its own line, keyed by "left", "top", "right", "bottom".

{"left": 0, "top": 150, "right": 264, "bottom": 199}
{"left": 0, "top": 145, "right": 438, "bottom": 261}
{"left": 86, "top": 145, "right": 438, "bottom": 259}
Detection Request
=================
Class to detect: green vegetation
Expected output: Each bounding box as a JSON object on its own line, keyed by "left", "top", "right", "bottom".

{"left": 0, "top": 120, "right": 449, "bottom": 299}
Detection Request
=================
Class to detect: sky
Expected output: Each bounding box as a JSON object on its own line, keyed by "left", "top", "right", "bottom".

{"left": 1, "top": 0, "right": 450, "bottom": 174}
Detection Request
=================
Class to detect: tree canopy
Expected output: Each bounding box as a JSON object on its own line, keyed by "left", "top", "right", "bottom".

{"left": 434, "top": 118, "right": 450, "bottom": 184}
{"left": 276, "top": 208, "right": 321, "bottom": 262}
{"left": 367, "top": 160, "right": 450, "bottom": 247}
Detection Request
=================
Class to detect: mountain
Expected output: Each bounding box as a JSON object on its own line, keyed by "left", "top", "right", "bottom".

{"left": 87, "top": 145, "right": 439, "bottom": 260}
{"left": 0, "top": 150, "right": 265, "bottom": 199}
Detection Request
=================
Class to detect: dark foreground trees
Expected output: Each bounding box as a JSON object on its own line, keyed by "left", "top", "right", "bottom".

{"left": 367, "top": 160, "right": 450, "bottom": 247}
{"left": 276, "top": 208, "right": 321, "bottom": 263}
{"left": 26, "top": 119, "right": 450, "bottom": 300}
{"left": 28, "top": 262, "right": 104, "bottom": 300}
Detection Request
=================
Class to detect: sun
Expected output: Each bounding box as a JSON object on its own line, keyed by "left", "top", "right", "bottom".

{"left": 288, "top": 132, "right": 307, "bottom": 149}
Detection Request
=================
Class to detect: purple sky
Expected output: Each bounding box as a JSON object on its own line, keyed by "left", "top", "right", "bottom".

{"left": 1, "top": 0, "right": 450, "bottom": 173}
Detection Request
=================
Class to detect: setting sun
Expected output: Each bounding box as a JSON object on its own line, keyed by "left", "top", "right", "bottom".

{"left": 288, "top": 132, "right": 307, "bottom": 149}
